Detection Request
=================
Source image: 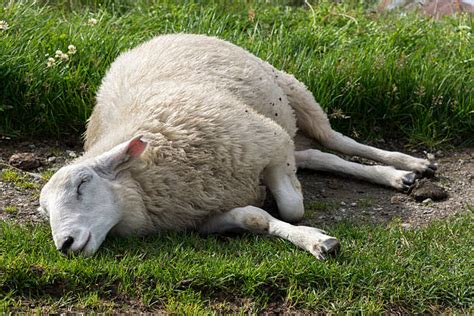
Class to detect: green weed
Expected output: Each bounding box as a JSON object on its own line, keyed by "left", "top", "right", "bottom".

{"left": 3, "top": 206, "right": 18, "bottom": 214}
{"left": 306, "top": 201, "right": 337, "bottom": 212}
{"left": 1, "top": 169, "right": 39, "bottom": 191}
{"left": 357, "top": 197, "right": 375, "bottom": 208}
{"left": 40, "top": 170, "right": 55, "bottom": 182}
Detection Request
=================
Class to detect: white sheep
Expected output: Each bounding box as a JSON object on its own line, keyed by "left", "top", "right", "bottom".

{"left": 39, "top": 34, "right": 436, "bottom": 258}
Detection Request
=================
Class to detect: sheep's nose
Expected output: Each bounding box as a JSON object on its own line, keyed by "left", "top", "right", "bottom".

{"left": 59, "top": 236, "right": 74, "bottom": 255}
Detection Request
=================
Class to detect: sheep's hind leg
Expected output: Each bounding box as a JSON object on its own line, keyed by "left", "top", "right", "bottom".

{"left": 295, "top": 149, "right": 418, "bottom": 190}
{"left": 199, "top": 206, "right": 340, "bottom": 259}
{"left": 263, "top": 147, "right": 304, "bottom": 223}
{"left": 275, "top": 70, "right": 436, "bottom": 177}
{"left": 319, "top": 131, "right": 437, "bottom": 177}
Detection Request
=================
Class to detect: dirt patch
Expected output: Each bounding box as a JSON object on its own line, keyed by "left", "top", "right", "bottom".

{"left": 296, "top": 147, "right": 473, "bottom": 228}
{"left": 0, "top": 138, "right": 82, "bottom": 224}
{"left": 0, "top": 138, "right": 472, "bottom": 229}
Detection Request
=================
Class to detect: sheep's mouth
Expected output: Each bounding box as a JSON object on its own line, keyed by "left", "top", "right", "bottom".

{"left": 78, "top": 232, "right": 91, "bottom": 253}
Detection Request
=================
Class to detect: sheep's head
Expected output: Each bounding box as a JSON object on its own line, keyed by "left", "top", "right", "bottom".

{"left": 39, "top": 136, "right": 147, "bottom": 256}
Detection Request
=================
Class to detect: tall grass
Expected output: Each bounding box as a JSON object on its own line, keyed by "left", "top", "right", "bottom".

{"left": 0, "top": 1, "right": 472, "bottom": 146}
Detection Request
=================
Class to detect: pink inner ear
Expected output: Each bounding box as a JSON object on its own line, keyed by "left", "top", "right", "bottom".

{"left": 126, "top": 136, "right": 147, "bottom": 157}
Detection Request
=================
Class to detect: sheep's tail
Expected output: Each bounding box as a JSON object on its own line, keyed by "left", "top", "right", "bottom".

{"left": 274, "top": 71, "right": 334, "bottom": 144}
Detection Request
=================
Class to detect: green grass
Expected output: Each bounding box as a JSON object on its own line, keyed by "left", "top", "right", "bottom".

{"left": 40, "top": 170, "right": 55, "bottom": 182}
{"left": 1, "top": 168, "right": 40, "bottom": 191}
{"left": 0, "top": 210, "right": 472, "bottom": 313}
{"left": 306, "top": 200, "right": 338, "bottom": 212}
{"left": 0, "top": 1, "right": 473, "bottom": 147}
{"left": 3, "top": 206, "right": 18, "bottom": 214}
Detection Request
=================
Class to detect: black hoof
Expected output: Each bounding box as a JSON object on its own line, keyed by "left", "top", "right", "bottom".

{"left": 402, "top": 184, "right": 412, "bottom": 193}
{"left": 422, "top": 167, "right": 436, "bottom": 178}
{"left": 321, "top": 238, "right": 341, "bottom": 257}
{"left": 402, "top": 172, "right": 417, "bottom": 186}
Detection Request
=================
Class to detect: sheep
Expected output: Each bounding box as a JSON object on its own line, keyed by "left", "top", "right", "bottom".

{"left": 39, "top": 34, "right": 436, "bottom": 258}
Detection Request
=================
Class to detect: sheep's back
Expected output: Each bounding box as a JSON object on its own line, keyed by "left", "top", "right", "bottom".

{"left": 86, "top": 34, "right": 297, "bottom": 150}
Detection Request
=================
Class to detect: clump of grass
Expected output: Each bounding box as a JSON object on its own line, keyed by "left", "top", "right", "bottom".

{"left": 357, "top": 197, "right": 375, "bottom": 208}
{"left": 40, "top": 170, "right": 55, "bottom": 182}
{"left": 0, "top": 1, "right": 472, "bottom": 147}
{"left": 1, "top": 169, "right": 39, "bottom": 190}
{"left": 3, "top": 206, "right": 18, "bottom": 214}
{"left": 1, "top": 169, "right": 21, "bottom": 183}
{"left": 306, "top": 201, "right": 337, "bottom": 212}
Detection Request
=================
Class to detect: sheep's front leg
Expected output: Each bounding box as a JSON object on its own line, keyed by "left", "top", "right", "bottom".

{"left": 199, "top": 206, "right": 340, "bottom": 259}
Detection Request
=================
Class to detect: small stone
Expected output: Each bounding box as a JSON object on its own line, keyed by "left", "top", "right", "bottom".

{"left": 47, "top": 156, "right": 57, "bottom": 163}
{"left": 28, "top": 144, "right": 36, "bottom": 149}
{"left": 350, "top": 202, "right": 357, "bottom": 207}
{"left": 422, "top": 198, "right": 433, "bottom": 204}
{"left": 410, "top": 179, "right": 449, "bottom": 202}
{"left": 423, "top": 209, "right": 433, "bottom": 214}
{"left": 8, "top": 153, "right": 42, "bottom": 171}
{"left": 427, "top": 153, "right": 435, "bottom": 160}
{"left": 401, "top": 223, "right": 411, "bottom": 230}
{"left": 328, "top": 180, "right": 340, "bottom": 189}
{"left": 390, "top": 195, "right": 406, "bottom": 204}
{"left": 340, "top": 201, "right": 346, "bottom": 206}
{"left": 66, "top": 150, "right": 77, "bottom": 158}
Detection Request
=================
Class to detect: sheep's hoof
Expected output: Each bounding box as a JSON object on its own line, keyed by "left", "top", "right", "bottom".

{"left": 401, "top": 172, "right": 417, "bottom": 192}
{"left": 421, "top": 163, "right": 437, "bottom": 178}
{"left": 321, "top": 238, "right": 341, "bottom": 257}
{"left": 402, "top": 172, "right": 416, "bottom": 186}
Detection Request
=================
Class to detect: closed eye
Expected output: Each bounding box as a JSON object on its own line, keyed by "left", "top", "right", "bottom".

{"left": 77, "top": 179, "right": 87, "bottom": 196}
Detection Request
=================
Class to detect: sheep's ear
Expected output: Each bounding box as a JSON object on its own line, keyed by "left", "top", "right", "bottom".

{"left": 94, "top": 135, "right": 147, "bottom": 178}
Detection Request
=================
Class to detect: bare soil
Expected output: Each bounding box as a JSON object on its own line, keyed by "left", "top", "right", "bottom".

{"left": 297, "top": 146, "right": 473, "bottom": 228}
{"left": 0, "top": 138, "right": 472, "bottom": 229}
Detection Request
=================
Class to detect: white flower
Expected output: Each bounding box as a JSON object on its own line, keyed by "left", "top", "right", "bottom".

{"left": 59, "top": 52, "right": 69, "bottom": 61}
{"left": 0, "top": 20, "right": 9, "bottom": 30}
{"left": 67, "top": 44, "right": 77, "bottom": 54}
{"left": 54, "top": 49, "right": 69, "bottom": 61}
{"left": 88, "top": 18, "right": 98, "bottom": 25}
{"left": 329, "top": 108, "right": 350, "bottom": 119}
{"left": 457, "top": 25, "right": 471, "bottom": 32}
{"left": 47, "top": 57, "right": 56, "bottom": 67}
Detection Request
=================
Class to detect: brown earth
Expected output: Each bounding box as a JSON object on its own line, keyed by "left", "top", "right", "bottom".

{"left": 297, "top": 147, "right": 472, "bottom": 229}
{"left": 377, "top": 0, "right": 474, "bottom": 18}
{"left": 1, "top": 138, "right": 472, "bottom": 229}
